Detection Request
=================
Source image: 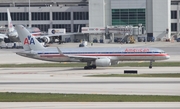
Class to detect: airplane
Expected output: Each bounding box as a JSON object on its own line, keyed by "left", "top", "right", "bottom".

{"left": 0, "top": 9, "right": 18, "bottom": 42}
{"left": 0, "top": 34, "right": 8, "bottom": 42}
{"left": 15, "top": 25, "right": 170, "bottom": 69}
{"left": 5, "top": 9, "right": 47, "bottom": 43}
{"left": 4, "top": 9, "right": 83, "bottom": 44}
{"left": 0, "top": 9, "right": 42, "bottom": 43}
{"left": 6, "top": 9, "right": 19, "bottom": 42}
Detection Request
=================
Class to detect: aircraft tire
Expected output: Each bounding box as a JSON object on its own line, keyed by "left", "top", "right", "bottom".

{"left": 92, "top": 65, "right": 97, "bottom": 69}
{"left": 84, "top": 66, "right": 90, "bottom": 69}
{"left": 84, "top": 66, "right": 88, "bottom": 69}
{"left": 84, "top": 66, "right": 93, "bottom": 70}
{"left": 149, "top": 66, "right": 152, "bottom": 69}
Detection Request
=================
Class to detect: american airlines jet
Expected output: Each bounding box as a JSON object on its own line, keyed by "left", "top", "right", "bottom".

{"left": 15, "top": 25, "right": 170, "bottom": 69}
{"left": 6, "top": 9, "right": 19, "bottom": 42}
{"left": 1, "top": 9, "right": 42, "bottom": 42}
{"left": 0, "top": 9, "right": 18, "bottom": 42}
{"left": 5, "top": 9, "right": 82, "bottom": 43}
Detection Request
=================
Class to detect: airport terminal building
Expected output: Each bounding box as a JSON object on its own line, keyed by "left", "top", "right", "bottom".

{"left": 0, "top": 0, "right": 89, "bottom": 33}
{"left": 0, "top": 0, "right": 179, "bottom": 41}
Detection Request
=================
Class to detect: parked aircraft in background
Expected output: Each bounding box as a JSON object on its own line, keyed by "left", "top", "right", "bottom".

{"left": 0, "top": 9, "right": 18, "bottom": 42}
{"left": 0, "top": 9, "right": 44, "bottom": 43}
{"left": 6, "top": 9, "right": 19, "bottom": 42}
{"left": 3, "top": 9, "right": 83, "bottom": 44}
{"left": 15, "top": 25, "right": 170, "bottom": 69}
{"left": 0, "top": 34, "right": 8, "bottom": 42}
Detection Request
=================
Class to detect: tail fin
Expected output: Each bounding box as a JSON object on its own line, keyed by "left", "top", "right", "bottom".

{"left": 7, "top": 8, "right": 15, "bottom": 33}
{"left": 15, "top": 25, "right": 45, "bottom": 51}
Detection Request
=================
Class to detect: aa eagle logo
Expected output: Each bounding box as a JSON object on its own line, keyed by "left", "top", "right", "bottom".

{"left": 24, "top": 35, "right": 35, "bottom": 45}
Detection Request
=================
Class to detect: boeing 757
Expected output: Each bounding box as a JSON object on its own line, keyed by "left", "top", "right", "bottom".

{"left": 15, "top": 25, "right": 170, "bottom": 69}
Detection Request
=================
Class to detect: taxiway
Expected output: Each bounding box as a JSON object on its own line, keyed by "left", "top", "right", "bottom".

{"left": 0, "top": 102, "right": 180, "bottom": 109}
{"left": 0, "top": 42, "right": 180, "bottom": 108}
{"left": 0, "top": 67, "right": 180, "bottom": 96}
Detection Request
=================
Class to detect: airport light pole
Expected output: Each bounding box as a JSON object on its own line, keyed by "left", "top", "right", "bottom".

{"left": 29, "top": 0, "right": 31, "bottom": 27}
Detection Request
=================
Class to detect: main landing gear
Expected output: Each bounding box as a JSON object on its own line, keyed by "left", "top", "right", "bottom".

{"left": 149, "top": 60, "right": 154, "bottom": 69}
{"left": 84, "top": 62, "right": 97, "bottom": 69}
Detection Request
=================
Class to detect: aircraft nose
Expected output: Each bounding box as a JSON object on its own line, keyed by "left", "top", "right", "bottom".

{"left": 16, "top": 52, "right": 23, "bottom": 56}
{"left": 15, "top": 33, "right": 18, "bottom": 37}
{"left": 16, "top": 52, "right": 26, "bottom": 57}
{"left": 165, "top": 54, "right": 170, "bottom": 59}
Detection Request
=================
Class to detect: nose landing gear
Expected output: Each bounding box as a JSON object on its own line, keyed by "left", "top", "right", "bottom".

{"left": 149, "top": 60, "right": 154, "bottom": 69}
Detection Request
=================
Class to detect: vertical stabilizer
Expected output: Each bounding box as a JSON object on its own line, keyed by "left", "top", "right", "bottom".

{"left": 7, "top": 8, "right": 15, "bottom": 32}
{"left": 15, "top": 25, "right": 45, "bottom": 51}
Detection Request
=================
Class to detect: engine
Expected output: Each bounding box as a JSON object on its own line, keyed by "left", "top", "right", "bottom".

{"left": 95, "top": 58, "right": 111, "bottom": 67}
{"left": 42, "top": 36, "right": 50, "bottom": 43}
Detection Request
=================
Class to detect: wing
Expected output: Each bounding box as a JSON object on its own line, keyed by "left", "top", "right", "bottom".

{"left": 67, "top": 55, "right": 98, "bottom": 62}
{"left": 0, "top": 34, "right": 8, "bottom": 39}
{"left": 41, "top": 33, "right": 84, "bottom": 38}
{"left": 56, "top": 47, "right": 97, "bottom": 62}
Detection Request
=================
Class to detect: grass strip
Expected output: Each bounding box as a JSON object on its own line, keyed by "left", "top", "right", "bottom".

{"left": 0, "top": 62, "right": 180, "bottom": 67}
{"left": 0, "top": 92, "right": 180, "bottom": 102}
{"left": 87, "top": 73, "right": 180, "bottom": 78}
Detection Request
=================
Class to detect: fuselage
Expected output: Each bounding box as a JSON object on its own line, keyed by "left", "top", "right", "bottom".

{"left": 8, "top": 30, "right": 19, "bottom": 42}
{"left": 8, "top": 27, "right": 42, "bottom": 42}
{"left": 16, "top": 47, "right": 170, "bottom": 62}
{"left": 26, "top": 27, "right": 43, "bottom": 37}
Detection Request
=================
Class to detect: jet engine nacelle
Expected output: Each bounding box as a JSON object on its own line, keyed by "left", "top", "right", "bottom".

{"left": 42, "top": 36, "right": 50, "bottom": 43}
{"left": 95, "top": 58, "right": 111, "bottom": 67}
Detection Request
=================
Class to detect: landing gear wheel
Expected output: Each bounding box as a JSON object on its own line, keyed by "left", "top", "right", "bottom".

{"left": 149, "top": 60, "right": 153, "bottom": 69}
{"left": 84, "top": 66, "right": 93, "bottom": 70}
{"left": 84, "top": 61, "right": 97, "bottom": 70}
{"left": 92, "top": 65, "right": 97, "bottom": 69}
{"left": 84, "top": 66, "right": 88, "bottom": 69}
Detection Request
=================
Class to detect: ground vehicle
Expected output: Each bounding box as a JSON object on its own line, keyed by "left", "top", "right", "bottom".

{"left": 138, "top": 37, "right": 146, "bottom": 42}
{"left": 0, "top": 42, "right": 23, "bottom": 49}
{"left": 93, "top": 38, "right": 98, "bottom": 43}
{"left": 176, "top": 38, "right": 180, "bottom": 42}
{"left": 114, "top": 38, "right": 126, "bottom": 43}
{"left": 147, "top": 37, "right": 155, "bottom": 42}
{"left": 74, "top": 39, "right": 80, "bottom": 42}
